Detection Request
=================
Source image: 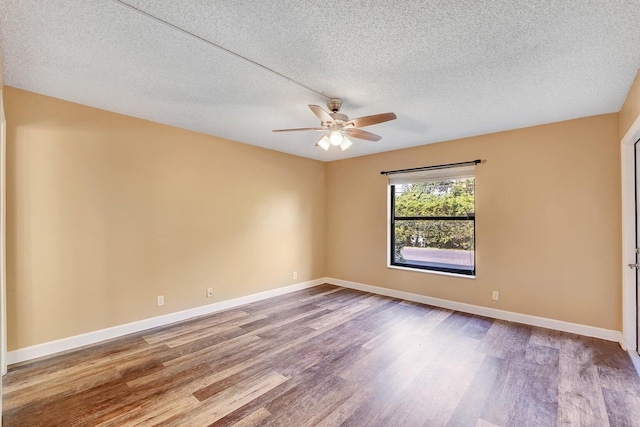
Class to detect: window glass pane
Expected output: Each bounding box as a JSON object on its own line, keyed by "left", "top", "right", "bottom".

{"left": 391, "top": 177, "right": 475, "bottom": 275}
{"left": 393, "top": 219, "right": 474, "bottom": 272}
{"left": 394, "top": 179, "right": 475, "bottom": 218}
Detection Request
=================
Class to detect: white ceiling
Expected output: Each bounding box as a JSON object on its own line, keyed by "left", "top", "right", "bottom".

{"left": 1, "top": 1, "right": 640, "bottom": 161}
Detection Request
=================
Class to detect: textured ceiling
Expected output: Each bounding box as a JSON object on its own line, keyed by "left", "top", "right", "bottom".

{"left": 1, "top": 1, "right": 640, "bottom": 161}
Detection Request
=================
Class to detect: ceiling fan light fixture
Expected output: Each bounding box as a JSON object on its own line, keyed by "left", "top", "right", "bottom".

{"left": 340, "top": 135, "right": 353, "bottom": 151}
{"left": 329, "top": 130, "right": 343, "bottom": 146}
{"left": 273, "top": 99, "right": 396, "bottom": 152}
{"left": 316, "top": 135, "right": 331, "bottom": 150}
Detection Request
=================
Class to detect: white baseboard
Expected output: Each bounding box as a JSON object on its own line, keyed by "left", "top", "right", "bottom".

{"left": 629, "top": 349, "right": 640, "bottom": 379}
{"left": 622, "top": 336, "right": 640, "bottom": 378}
{"left": 6, "top": 278, "right": 325, "bottom": 365}
{"left": 7, "top": 277, "right": 625, "bottom": 365}
{"left": 326, "top": 277, "right": 622, "bottom": 343}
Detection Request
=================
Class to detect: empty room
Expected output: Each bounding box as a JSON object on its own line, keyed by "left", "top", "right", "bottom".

{"left": 1, "top": 1, "right": 640, "bottom": 426}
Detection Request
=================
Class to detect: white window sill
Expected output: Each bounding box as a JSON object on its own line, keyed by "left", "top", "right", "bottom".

{"left": 387, "top": 264, "right": 476, "bottom": 280}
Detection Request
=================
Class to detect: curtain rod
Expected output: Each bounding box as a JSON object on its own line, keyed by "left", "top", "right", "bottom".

{"left": 380, "top": 159, "right": 482, "bottom": 175}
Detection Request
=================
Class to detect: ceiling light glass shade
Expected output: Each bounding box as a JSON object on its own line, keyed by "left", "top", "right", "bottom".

{"left": 329, "top": 130, "right": 343, "bottom": 146}
{"left": 340, "top": 135, "right": 353, "bottom": 151}
{"left": 316, "top": 135, "right": 331, "bottom": 150}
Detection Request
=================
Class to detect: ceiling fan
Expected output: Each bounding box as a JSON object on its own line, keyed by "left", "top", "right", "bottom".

{"left": 273, "top": 98, "right": 397, "bottom": 151}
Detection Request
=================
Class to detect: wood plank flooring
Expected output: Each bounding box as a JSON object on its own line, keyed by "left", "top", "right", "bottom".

{"left": 3, "top": 284, "right": 640, "bottom": 426}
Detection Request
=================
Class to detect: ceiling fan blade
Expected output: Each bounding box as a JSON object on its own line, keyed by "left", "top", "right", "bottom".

{"left": 272, "top": 127, "right": 325, "bottom": 132}
{"left": 345, "top": 112, "right": 397, "bottom": 128}
{"left": 344, "top": 128, "right": 382, "bottom": 141}
{"left": 308, "top": 105, "right": 335, "bottom": 124}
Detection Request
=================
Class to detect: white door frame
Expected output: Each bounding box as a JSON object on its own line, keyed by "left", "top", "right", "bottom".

{"left": 0, "top": 88, "right": 5, "bottom": 377}
{"left": 0, "top": 87, "right": 5, "bottom": 427}
{"left": 621, "top": 115, "right": 640, "bottom": 358}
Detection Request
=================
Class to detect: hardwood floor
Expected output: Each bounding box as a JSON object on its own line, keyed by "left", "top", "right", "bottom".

{"left": 3, "top": 284, "right": 640, "bottom": 426}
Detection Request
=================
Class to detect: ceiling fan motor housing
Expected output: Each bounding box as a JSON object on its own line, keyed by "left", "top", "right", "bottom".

{"left": 329, "top": 112, "right": 348, "bottom": 123}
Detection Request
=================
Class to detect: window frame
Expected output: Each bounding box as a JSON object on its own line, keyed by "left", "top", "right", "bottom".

{"left": 388, "top": 175, "right": 476, "bottom": 277}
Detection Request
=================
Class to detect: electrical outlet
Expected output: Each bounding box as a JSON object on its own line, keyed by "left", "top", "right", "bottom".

{"left": 206, "top": 287, "right": 213, "bottom": 298}
{"left": 157, "top": 295, "right": 164, "bottom": 306}
{"left": 293, "top": 271, "right": 298, "bottom": 280}
{"left": 491, "top": 291, "right": 499, "bottom": 301}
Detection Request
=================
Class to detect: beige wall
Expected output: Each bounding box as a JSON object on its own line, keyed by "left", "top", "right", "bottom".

{"left": 326, "top": 114, "right": 621, "bottom": 330}
{"left": 3, "top": 85, "right": 625, "bottom": 350}
{"left": 5, "top": 87, "right": 326, "bottom": 350}
{"left": 620, "top": 69, "right": 640, "bottom": 138}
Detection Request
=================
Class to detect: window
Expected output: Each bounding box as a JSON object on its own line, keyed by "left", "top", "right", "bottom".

{"left": 388, "top": 163, "right": 476, "bottom": 276}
